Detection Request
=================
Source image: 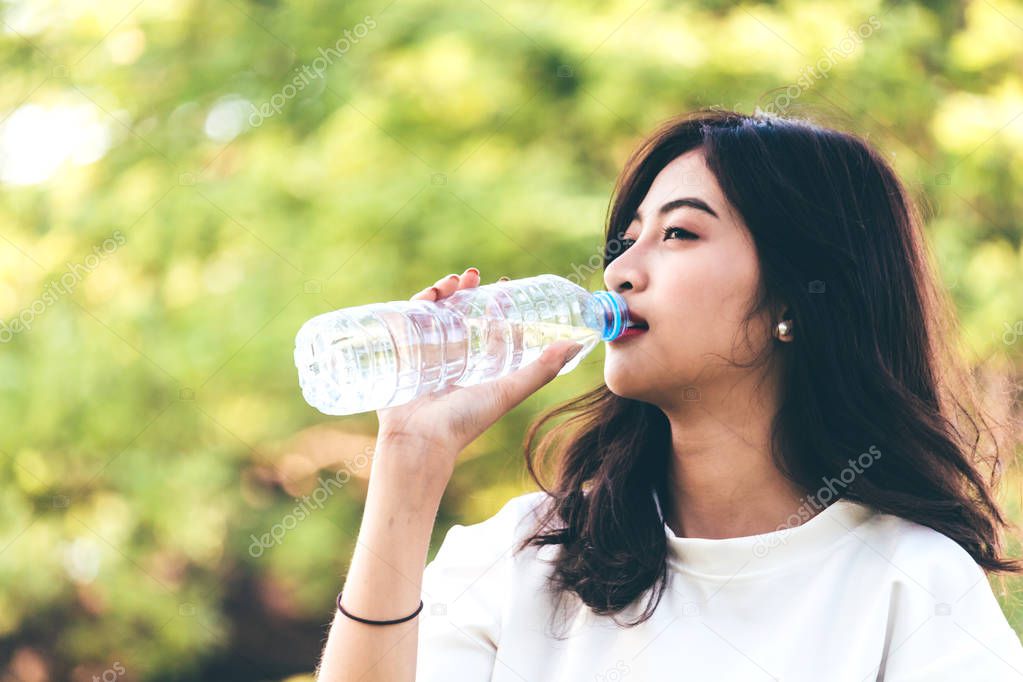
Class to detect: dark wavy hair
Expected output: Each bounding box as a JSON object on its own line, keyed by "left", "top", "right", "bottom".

{"left": 514, "top": 108, "right": 1022, "bottom": 632}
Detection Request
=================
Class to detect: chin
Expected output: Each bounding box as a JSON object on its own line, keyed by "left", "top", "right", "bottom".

{"left": 604, "top": 366, "right": 656, "bottom": 402}
{"left": 605, "top": 383, "right": 665, "bottom": 411}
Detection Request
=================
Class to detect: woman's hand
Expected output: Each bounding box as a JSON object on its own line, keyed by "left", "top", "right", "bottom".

{"left": 374, "top": 267, "right": 583, "bottom": 488}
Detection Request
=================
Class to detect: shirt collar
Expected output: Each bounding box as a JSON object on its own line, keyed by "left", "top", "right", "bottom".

{"left": 651, "top": 487, "right": 876, "bottom": 576}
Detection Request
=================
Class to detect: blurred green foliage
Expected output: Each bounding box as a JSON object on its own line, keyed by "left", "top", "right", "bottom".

{"left": 1, "top": 0, "right": 1022, "bottom": 679}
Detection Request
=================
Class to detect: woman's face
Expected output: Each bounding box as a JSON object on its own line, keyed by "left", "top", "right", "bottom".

{"left": 602, "top": 148, "right": 773, "bottom": 409}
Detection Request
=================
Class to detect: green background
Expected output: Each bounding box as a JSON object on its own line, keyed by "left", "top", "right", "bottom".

{"left": 1, "top": 0, "right": 1021, "bottom": 679}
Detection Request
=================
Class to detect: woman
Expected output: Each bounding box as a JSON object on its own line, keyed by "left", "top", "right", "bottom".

{"left": 315, "top": 109, "right": 1023, "bottom": 681}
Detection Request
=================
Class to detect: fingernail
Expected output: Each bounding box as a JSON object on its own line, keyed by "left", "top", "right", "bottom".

{"left": 498, "top": 276, "right": 510, "bottom": 282}
{"left": 466, "top": 267, "right": 479, "bottom": 277}
{"left": 429, "top": 287, "right": 440, "bottom": 299}
{"left": 446, "top": 274, "right": 459, "bottom": 282}
{"left": 563, "top": 343, "right": 584, "bottom": 363}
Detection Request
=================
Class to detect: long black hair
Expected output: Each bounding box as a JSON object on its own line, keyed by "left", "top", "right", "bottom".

{"left": 515, "top": 108, "right": 1022, "bottom": 632}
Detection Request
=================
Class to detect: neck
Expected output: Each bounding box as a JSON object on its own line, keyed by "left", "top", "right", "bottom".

{"left": 659, "top": 366, "right": 814, "bottom": 540}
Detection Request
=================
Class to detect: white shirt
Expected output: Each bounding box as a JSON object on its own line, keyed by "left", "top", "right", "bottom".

{"left": 417, "top": 490, "right": 1023, "bottom": 681}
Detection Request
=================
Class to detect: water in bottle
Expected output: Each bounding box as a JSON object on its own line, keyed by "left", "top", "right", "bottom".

{"left": 294, "top": 273, "right": 630, "bottom": 415}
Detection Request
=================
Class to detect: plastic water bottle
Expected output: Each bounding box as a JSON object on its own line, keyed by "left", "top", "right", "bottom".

{"left": 294, "top": 274, "right": 631, "bottom": 415}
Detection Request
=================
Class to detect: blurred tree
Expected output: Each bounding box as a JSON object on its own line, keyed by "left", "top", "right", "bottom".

{"left": 1, "top": 0, "right": 1021, "bottom": 678}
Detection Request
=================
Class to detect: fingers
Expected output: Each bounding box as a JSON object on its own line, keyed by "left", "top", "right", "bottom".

{"left": 488, "top": 340, "right": 584, "bottom": 413}
{"left": 410, "top": 267, "right": 485, "bottom": 301}
{"left": 457, "top": 267, "right": 480, "bottom": 292}
{"left": 409, "top": 287, "right": 438, "bottom": 301}
{"left": 433, "top": 272, "right": 462, "bottom": 299}
{"left": 410, "top": 275, "right": 454, "bottom": 302}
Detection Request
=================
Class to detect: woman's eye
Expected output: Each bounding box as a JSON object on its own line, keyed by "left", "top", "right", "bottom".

{"left": 662, "top": 226, "right": 698, "bottom": 241}
{"left": 609, "top": 227, "right": 697, "bottom": 260}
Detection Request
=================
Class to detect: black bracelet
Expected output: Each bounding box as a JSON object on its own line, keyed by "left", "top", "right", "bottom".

{"left": 337, "top": 592, "right": 424, "bottom": 625}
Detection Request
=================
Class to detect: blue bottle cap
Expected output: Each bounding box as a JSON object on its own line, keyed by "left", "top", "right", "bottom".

{"left": 592, "top": 290, "right": 630, "bottom": 341}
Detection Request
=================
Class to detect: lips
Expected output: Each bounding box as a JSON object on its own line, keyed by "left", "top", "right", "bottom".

{"left": 611, "top": 325, "right": 647, "bottom": 342}
{"left": 626, "top": 311, "right": 648, "bottom": 329}
{"left": 610, "top": 308, "right": 649, "bottom": 343}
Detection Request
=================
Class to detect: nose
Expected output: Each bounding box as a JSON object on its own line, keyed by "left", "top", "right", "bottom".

{"left": 603, "top": 238, "right": 647, "bottom": 293}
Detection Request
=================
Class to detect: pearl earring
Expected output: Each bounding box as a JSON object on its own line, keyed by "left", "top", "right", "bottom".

{"left": 774, "top": 320, "right": 793, "bottom": 341}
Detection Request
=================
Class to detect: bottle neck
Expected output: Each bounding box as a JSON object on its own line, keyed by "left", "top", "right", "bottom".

{"left": 592, "top": 290, "right": 629, "bottom": 341}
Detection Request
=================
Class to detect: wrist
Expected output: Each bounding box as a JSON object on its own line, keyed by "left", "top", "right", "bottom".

{"left": 370, "top": 439, "right": 454, "bottom": 504}
{"left": 376, "top": 429, "right": 455, "bottom": 456}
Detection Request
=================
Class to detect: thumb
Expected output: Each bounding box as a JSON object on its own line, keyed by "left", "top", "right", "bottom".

{"left": 535, "top": 340, "right": 586, "bottom": 376}
{"left": 489, "top": 341, "right": 584, "bottom": 412}
{"left": 551, "top": 340, "right": 586, "bottom": 366}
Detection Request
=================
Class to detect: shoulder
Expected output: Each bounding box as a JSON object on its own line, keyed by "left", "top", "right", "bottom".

{"left": 433, "top": 491, "right": 552, "bottom": 556}
{"left": 853, "top": 505, "right": 991, "bottom": 596}
{"left": 419, "top": 491, "right": 554, "bottom": 652}
{"left": 448, "top": 490, "right": 553, "bottom": 541}
{"left": 426, "top": 490, "right": 554, "bottom": 581}
{"left": 851, "top": 507, "right": 1023, "bottom": 677}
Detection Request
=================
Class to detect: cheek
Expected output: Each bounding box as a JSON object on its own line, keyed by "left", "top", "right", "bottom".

{"left": 666, "top": 249, "right": 761, "bottom": 344}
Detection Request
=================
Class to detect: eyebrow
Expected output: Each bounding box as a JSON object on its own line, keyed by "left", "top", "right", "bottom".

{"left": 631, "top": 197, "right": 719, "bottom": 223}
